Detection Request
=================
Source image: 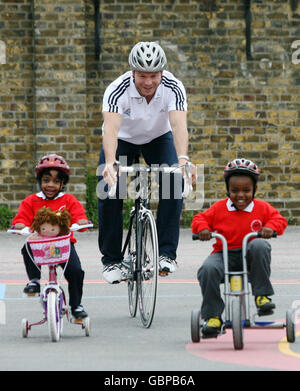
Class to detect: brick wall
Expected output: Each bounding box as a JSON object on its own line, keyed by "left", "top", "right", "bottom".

{"left": 0, "top": 0, "right": 88, "bottom": 207}
{"left": 33, "top": 0, "right": 87, "bottom": 201}
{"left": 1, "top": 0, "right": 299, "bottom": 222}
{"left": 0, "top": 0, "right": 35, "bottom": 205}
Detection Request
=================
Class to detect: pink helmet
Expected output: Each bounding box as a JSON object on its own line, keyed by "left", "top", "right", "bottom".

{"left": 35, "top": 154, "right": 70, "bottom": 176}
{"left": 224, "top": 158, "right": 260, "bottom": 179}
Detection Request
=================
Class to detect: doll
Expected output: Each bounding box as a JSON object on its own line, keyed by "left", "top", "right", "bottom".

{"left": 29, "top": 207, "right": 71, "bottom": 239}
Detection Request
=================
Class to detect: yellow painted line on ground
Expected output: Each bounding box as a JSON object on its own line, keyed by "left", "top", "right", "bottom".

{"left": 278, "top": 331, "right": 300, "bottom": 359}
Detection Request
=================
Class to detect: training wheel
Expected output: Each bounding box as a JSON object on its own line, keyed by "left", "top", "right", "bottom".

{"left": 21, "top": 318, "right": 29, "bottom": 338}
{"left": 83, "top": 317, "right": 91, "bottom": 337}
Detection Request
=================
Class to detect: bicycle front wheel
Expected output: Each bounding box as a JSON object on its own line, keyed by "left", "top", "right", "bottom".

{"left": 138, "top": 210, "right": 159, "bottom": 328}
{"left": 127, "top": 217, "right": 138, "bottom": 318}
{"left": 47, "top": 291, "right": 61, "bottom": 342}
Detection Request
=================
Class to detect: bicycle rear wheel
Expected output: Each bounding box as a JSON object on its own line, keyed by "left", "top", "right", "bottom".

{"left": 138, "top": 210, "right": 158, "bottom": 328}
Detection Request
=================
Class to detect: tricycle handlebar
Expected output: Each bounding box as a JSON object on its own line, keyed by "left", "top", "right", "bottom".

{"left": 192, "top": 231, "right": 277, "bottom": 241}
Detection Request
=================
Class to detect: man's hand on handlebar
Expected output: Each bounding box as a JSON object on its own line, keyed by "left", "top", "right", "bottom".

{"left": 186, "top": 162, "right": 197, "bottom": 186}
{"left": 102, "top": 162, "right": 118, "bottom": 187}
{"left": 179, "top": 159, "right": 197, "bottom": 186}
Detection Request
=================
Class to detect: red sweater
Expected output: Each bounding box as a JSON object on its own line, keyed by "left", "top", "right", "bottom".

{"left": 191, "top": 199, "right": 287, "bottom": 253}
{"left": 12, "top": 192, "right": 88, "bottom": 243}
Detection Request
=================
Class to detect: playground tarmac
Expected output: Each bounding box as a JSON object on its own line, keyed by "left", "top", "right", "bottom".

{"left": 0, "top": 226, "right": 300, "bottom": 378}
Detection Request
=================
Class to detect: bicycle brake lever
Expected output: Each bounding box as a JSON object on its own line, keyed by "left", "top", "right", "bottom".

{"left": 70, "top": 223, "right": 94, "bottom": 231}
{"left": 7, "top": 226, "right": 31, "bottom": 235}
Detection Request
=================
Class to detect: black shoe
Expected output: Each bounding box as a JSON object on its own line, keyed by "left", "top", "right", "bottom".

{"left": 23, "top": 281, "right": 40, "bottom": 295}
{"left": 202, "top": 317, "right": 222, "bottom": 338}
{"left": 71, "top": 305, "right": 88, "bottom": 319}
{"left": 255, "top": 296, "right": 275, "bottom": 316}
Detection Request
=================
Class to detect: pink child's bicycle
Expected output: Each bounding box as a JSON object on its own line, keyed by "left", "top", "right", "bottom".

{"left": 7, "top": 223, "right": 93, "bottom": 342}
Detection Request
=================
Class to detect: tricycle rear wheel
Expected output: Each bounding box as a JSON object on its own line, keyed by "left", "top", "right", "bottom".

{"left": 191, "top": 310, "right": 201, "bottom": 343}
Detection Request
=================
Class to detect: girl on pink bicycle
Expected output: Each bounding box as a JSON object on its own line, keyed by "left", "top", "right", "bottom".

{"left": 11, "top": 154, "right": 89, "bottom": 320}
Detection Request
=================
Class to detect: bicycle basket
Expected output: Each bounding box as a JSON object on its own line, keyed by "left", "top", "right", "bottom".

{"left": 27, "top": 233, "right": 71, "bottom": 266}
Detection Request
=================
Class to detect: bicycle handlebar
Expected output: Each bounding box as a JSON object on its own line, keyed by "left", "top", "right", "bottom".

{"left": 7, "top": 223, "right": 93, "bottom": 236}
{"left": 108, "top": 163, "right": 193, "bottom": 198}
{"left": 70, "top": 223, "right": 94, "bottom": 231}
{"left": 7, "top": 227, "right": 31, "bottom": 236}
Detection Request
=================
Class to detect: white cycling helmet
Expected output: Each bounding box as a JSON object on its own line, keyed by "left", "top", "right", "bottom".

{"left": 128, "top": 41, "right": 167, "bottom": 72}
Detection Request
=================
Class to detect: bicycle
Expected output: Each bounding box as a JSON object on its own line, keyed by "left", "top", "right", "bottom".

{"left": 191, "top": 231, "right": 296, "bottom": 349}
{"left": 109, "top": 161, "right": 192, "bottom": 328}
{"left": 7, "top": 223, "right": 93, "bottom": 342}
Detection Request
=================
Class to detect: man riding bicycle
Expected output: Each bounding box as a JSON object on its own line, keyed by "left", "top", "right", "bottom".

{"left": 98, "top": 41, "right": 194, "bottom": 283}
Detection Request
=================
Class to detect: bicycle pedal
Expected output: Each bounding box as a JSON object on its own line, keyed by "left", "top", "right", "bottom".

{"left": 257, "top": 309, "right": 274, "bottom": 317}
{"left": 24, "top": 293, "right": 40, "bottom": 297}
{"left": 70, "top": 317, "right": 83, "bottom": 324}
{"left": 201, "top": 333, "right": 219, "bottom": 339}
{"left": 201, "top": 329, "right": 226, "bottom": 339}
{"left": 159, "top": 270, "right": 169, "bottom": 277}
{"left": 202, "top": 335, "right": 219, "bottom": 339}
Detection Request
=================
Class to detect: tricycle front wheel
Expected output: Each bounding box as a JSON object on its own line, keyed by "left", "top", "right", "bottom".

{"left": 231, "top": 296, "right": 244, "bottom": 350}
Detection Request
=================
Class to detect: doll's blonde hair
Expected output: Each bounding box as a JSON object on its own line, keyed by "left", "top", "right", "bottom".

{"left": 31, "top": 207, "right": 71, "bottom": 236}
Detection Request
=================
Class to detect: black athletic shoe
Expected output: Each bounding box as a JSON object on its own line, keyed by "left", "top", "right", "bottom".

{"left": 71, "top": 305, "right": 88, "bottom": 319}
{"left": 255, "top": 296, "right": 276, "bottom": 316}
{"left": 23, "top": 281, "right": 40, "bottom": 295}
{"left": 202, "top": 317, "right": 222, "bottom": 338}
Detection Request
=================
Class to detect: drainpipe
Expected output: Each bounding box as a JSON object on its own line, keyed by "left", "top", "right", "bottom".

{"left": 94, "top": 0, "right": 101, "bottom": 60}
{"left": 244, "top": 0, "right": 252, "bottom": 60}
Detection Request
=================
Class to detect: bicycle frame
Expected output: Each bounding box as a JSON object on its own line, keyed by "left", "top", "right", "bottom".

{"left": 22, "top": 264, "right": 67, "bottom": 335}
{"left": 116, "top": 162, "right": 191, "bottom": 327}
{"left": 121, "top": 162, "right": 190, "bottom": 259}
{"left": 121, "top": 165, "right": 155, "bottom": 273}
